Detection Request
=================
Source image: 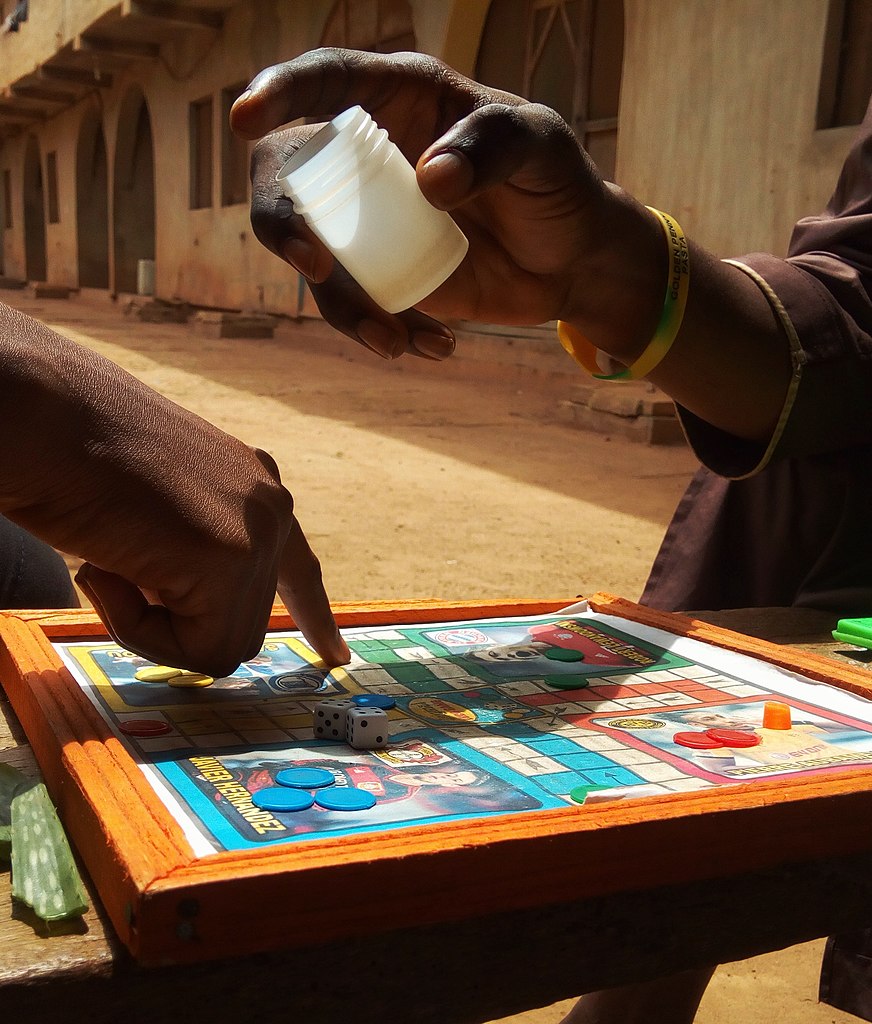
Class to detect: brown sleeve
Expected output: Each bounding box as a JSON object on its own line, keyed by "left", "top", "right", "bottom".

{"left": 676, "top": 98, "right": 872, "bottom": 479}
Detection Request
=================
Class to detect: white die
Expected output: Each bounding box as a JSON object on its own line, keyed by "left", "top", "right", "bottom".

{"left": 314, "top": 698, "right": 355, "bottom": 740}
{"left": 346, "top": 707, "right": 389, "bottom": 749}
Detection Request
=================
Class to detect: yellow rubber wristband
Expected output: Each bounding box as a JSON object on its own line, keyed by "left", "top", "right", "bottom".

{"left": 557, "top": 207, "right": 690, "bottom": 382}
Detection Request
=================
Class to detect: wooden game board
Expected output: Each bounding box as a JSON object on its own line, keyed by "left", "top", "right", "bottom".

{"left": 4, "top": 594, "right": 872, "bottom": 967}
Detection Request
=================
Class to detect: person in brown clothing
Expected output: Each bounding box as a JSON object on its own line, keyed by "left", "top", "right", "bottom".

{"left": 0, "top": 299, "right": 348, "bottom": 675}
{"left": 232, "top": 47, "right": 872, "bottom": 1023}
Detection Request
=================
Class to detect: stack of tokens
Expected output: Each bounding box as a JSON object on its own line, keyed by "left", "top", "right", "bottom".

{"left": 134, "top": 665, "right": 214, "bottom": 688}
{"left": 251, "top": 766, "right": 378, "bottom": 813}
{"left": 673, "top": 728, "right": 761, "bottom": 750}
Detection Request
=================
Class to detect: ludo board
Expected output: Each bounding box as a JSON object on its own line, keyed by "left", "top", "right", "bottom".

{"left": 4, "top": 595, "right": 872, "bottom": 965}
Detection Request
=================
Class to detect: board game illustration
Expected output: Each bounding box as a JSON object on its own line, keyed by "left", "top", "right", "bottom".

{"left": 55, "top": 610, "right": 872, "bottom": 857}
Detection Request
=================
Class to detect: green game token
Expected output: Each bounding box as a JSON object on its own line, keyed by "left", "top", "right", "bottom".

{"left": 544, "top": 647, "right": 585, "bottom": 662}
{"left": 569, "top": 784, "right": 611, "bottom": 805}
{"left": 543, "top": 675, "right": 590, "bottom": 690}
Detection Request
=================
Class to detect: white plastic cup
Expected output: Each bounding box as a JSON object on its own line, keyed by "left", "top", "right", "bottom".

{"left": 276, "top": 106, "right": 469, "bottom": 314}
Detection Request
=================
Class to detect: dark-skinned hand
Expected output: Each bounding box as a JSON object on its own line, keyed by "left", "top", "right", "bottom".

{"left": 0, "top": 302, "right": 349, "bottom": 676}
{"left": 231, "top": 48, "right": 665, "bottom": 365}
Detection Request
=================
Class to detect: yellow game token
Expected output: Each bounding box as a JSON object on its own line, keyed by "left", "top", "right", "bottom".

{"left": 168, "top": 672, "right": 214, "bottom": 689}
{"left": 135, "top": 665, "right": 183, "bottom": 683}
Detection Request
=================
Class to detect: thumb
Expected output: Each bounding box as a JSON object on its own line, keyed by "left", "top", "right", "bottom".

{"left": 417, "top": 101, "right": 592, "bottom": 210}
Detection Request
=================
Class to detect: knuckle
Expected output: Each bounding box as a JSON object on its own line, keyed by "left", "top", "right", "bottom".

{"left": 523, "top": 102, "right": 576, "bottom": 142}
{"left": 251, "top": 446, "right": 281, "bottom": 481}
{"left": 298, "top": 547, "right": 325, "bottom": 588}
{"left": 274, "top": 483, "right": 295, "bottom": 522}
{"left": 302, "top": 46, "right": 351, "bottom": 69}
{"left": 249, "top": 196, "right": 294, "bottom": 252}
{"left": 304, "top": 543, "right": 324, "bottom": 576}
{"left": 254, "top": 482, "right": 295, "bottom": 537}
{"left": 389, "top": 50, "right": 444, "bottom": 77}
{"left": 249, "top": 135, "right": 273, "bottom": 178}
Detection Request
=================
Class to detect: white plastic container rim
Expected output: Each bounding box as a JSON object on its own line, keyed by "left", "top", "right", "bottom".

{"left": 275, "top": 105, "right": 469, "bottom": 313}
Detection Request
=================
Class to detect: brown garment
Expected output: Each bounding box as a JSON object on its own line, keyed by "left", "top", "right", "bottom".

{"left": 643, "top": 99, "right": 872, "bottom": 614}
{"left": 641, "top": 100, "right": 872, "bottom": 1020}
{"left": 642, "top": 452, "right": 872, "bottom": 613}
{"left": 821, "top": 931, "right": 872, "bottom": 1020}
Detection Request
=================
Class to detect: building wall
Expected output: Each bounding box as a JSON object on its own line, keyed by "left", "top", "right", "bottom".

{"left": 137, "top": 1, "right": 325, "bottom": 311}
{"left": 0, "top": 0, "right": 864, "bottom": 314}
{"left": 0, "top": 0, "right": 336, "bottom": 306}
{"left": 618, "top": 0, "right": 856, "bottom": 256}
{"left": 0, "top": 0, "right": 113, "bottom": 84}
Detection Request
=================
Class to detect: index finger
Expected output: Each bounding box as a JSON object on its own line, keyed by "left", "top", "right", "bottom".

{"left": 229, "top": 47, "right": 478, "bottom": 143}
{"left": 277, "top": 517, "right": 350, "bottom": 667}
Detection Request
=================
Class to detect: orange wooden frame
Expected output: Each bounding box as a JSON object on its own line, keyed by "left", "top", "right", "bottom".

{"left": 4, "top": 593, "right": 872, "bottom": 967}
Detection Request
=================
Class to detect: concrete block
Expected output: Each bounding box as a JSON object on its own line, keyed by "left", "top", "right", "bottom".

{"left": 126, "top": 300, "right": 192, "bottom": 323}
{"left": 192, "top": 311, "right": 275, "bottom": 339}
{"left": 556, "top": 385, "right": 684, "bottom": 446}
{"left": 28, "top": 283, "right": 73, "bottom": 299}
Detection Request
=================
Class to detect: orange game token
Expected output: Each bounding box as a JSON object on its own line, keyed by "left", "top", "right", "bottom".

{"left": 705, "top": 728, "right": 761, "bottom": 748}
{"left": 762, "top": 701, "right": 792, "bottom": 730}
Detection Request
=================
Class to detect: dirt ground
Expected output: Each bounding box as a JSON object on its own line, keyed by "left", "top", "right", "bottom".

{"left": 5, "top": 291, "right": 860, "bottom": 1024}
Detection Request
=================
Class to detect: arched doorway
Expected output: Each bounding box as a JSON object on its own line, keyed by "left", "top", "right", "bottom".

{"left": 23, "top": 134, "right": 47, "bottom": 282}
{"left": 320, "top": 0, "right": 415, "bottom": 51}
{"left": 76, "top": 111, "right": 109, "bottom": 288}
{"left": 475, "top": 0, "right": 624, "bottom": 181}
{"left": 113, "top": 88, "right": 155, "bottom": 295}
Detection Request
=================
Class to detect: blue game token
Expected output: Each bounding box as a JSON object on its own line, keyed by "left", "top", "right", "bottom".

{"left": 351, "top": 694, "right": 396, "bottom": 710}
{"left": 314, "top": 788, "right": 377, "bottom": 812}
{"left": 275, "top": 767, "right": 336, "bottom": 790}
{"left": 252, "top": 787, "right": 315, "bottom": 812}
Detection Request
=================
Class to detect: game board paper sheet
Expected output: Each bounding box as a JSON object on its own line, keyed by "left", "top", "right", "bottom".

{"left": 55, "top": 609, "right": 872, "bottom": 857}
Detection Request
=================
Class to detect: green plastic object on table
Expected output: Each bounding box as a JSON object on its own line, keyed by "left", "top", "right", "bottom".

{"left": 832, "top": 616, "right": 872, "bottom": 650}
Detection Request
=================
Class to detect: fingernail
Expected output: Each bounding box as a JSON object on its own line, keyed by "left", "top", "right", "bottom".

{"left": 281, "top": 239, "right": 316, "bottom": 281}
{"left": 422, "top": 151, "right": 465, "bottom": 174}
{"left": 419, "top": 150, "right": 473, "bottom": 207}
{"left": 357, "top": 319, "right": 406, "bottom": 359}
{"left": 232, "top": 88, "right": 251, "bottom": 109}
{"left": 412, "top": 330, "right": 455, "bottom": 360}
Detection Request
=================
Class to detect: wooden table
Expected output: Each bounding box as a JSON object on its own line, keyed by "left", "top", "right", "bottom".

{"left": 2, "top": 606, "right": 872, "bottom": 1024}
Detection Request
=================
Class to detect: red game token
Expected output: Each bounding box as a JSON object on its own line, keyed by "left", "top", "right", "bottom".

{"left": 705, "top": 728, "right": 761, "bottom": 748}
{"left": 673, "top": 731, "right": 724, "bottom": 749}
{"left": 120, "top": 719, "right": 172, "bottom": 737}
